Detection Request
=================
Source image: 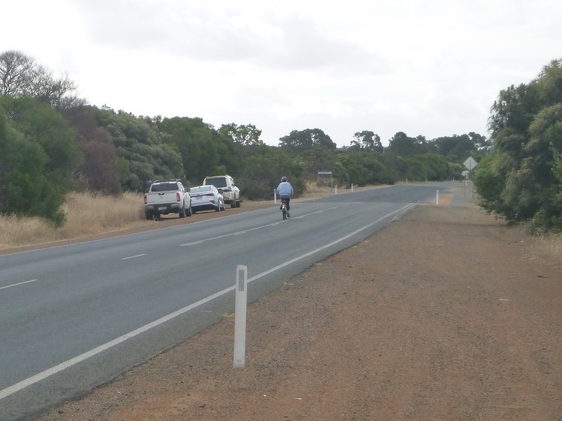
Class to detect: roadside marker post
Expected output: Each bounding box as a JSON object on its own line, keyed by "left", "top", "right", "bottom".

{"left": 436, "top": 190, "right": 439, "bottom": 205}
{"left": 273, "top": 189, "right": 277, "bottom": 204}
{"left": 233, "top": 265, "right": 248, "bottom": 368}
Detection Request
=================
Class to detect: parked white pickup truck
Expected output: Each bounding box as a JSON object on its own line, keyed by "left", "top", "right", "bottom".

{"left": 144, "top": 179, "right": 192, "bottom": 220}
{"left": 203, "top": 175, "right": 240, "bottom": 208}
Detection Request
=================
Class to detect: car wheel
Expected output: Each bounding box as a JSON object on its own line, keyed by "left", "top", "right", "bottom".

{"left": 186, "top": 204, "right": 192, "bottom": 216}
{"left": 179, "top": 206, "right": 186, "bottom": 218}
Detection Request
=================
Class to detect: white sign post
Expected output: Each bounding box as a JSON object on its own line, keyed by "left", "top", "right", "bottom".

{"left": 463, "top": 157, "right": 478, "bottom": 198}
{"left": 233, "top": 265, "right": 248, "bottom": 368}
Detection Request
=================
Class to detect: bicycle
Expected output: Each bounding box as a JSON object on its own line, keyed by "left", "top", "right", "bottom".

{"left": 280, "top": 197, "right": 290, "bottom": 220}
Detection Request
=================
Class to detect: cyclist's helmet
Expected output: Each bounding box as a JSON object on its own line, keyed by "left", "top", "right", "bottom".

{"left": 281, "top": 176, "right": 288, "bottom": 182}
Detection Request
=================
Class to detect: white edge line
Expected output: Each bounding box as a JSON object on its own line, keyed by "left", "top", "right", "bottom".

{"left": 0, "top": 279, "right": 39, "bottom": 291}
{"left": 0, "top": 203, "right": 415, "bottom": 401}
{"left": 247, "top": 203, "right": 415, "bottom": 283}
{"left": 0, "top": 285, "right": 235, "bottom": 401}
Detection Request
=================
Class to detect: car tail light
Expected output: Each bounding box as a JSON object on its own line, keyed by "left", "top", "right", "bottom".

{"left": 176, "top": 192, "right": 181, "bottom": 202}
{"left": 191, "top": 193, "right": 214, "bottom": 198}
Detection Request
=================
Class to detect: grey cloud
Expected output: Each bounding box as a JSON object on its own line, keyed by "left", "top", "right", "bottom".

{"left": 262, "top": 14, "right": 387, "bottom": 74}
{"left": 75, "top": 1, "right": 387, "bottom": 74}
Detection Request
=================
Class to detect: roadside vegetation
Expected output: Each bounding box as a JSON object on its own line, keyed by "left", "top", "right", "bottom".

{"left": 0, "top": 192, "right": 144, "bottom": 250}
{"left": 2, "top": 50, "right": 561, "bottom": 236}
{"left": 1, "top": 50, "right": 489, "bottom": 226}
{"left": 474, "top": 59, "right": 562, "bottom": 233}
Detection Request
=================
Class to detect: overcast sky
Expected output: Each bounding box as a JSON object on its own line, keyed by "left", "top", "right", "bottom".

{"left": 2, "top": 0, "right": 561, "bottom": 146}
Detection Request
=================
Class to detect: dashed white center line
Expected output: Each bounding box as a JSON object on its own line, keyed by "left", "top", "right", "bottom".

{"left": 180, "top": 240, "right": 205, "bottom": 247}
{"left": 121, "top": 254, "right": 147, "bottom": 261}
{"left": 0, "top": 279, "right": 39, "bottom": 291}
{"left": 179, "top": 205, "right": 340, "bottom": 247}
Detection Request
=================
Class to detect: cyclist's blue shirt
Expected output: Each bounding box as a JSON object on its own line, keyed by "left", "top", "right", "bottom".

{"left": 276, "top": 182, "right": 294, "bottom": 197}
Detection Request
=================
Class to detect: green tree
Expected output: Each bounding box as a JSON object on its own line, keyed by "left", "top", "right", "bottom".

{"left": 239, "top": 147, "right": 304, "bottom": 199}
{"left": 63, "top": 106, "right": 121, "bottom": 194}
{"left": 432, "top": 133, "right": 487, "bottom": 162}
{"left": 336, "top": 149, "right": 394, "bottom": 186}
{"left": 404, "top": 154, "right": 452, "bottom": 181}
{"left": 301, "top": 147, "right": 337, "bottom": 179}
{"left": 160, "top": 116, "right": 239, "bottom": 185}
{"left": 0, "top": 50, "right": 81, "bottom": 110}
{"left": 0, "top": 104, "right": 67, "bottom": 224}
{"left": 1, "top": 96, "right": 82, "bottom": 187}
{"left": 218, "top": 123, "right": 264, "bottom": 146}
{"left": 350, "top": 130, "right": 383, "bottom": 153}
{"left": 279, "top": 128, "right": 337, "bottom": 153}
{"left": 95, "top": 108, "right": 184, "bottom": 191}
{"left": 523, "top": 103, "right": 562, "bottom": 230}
{"left": 475, "top": 58, "right": 562, "bottom": 231}
{"left": 386, "top": 132, "right": 432, "bottom": 156}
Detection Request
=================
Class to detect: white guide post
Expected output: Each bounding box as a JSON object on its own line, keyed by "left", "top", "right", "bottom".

{"left": 273, "top": 189, "right": 277, "bottom": 204}
{"left": 436, "top": 190, "right": 440, "bottom": 205}
{"left": 233, "top": 265, "right": 248, "bottom": 368}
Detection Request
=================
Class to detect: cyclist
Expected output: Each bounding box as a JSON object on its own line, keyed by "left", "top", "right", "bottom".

{"left": 276, "top": 176, "right": 294, "bottom": 217}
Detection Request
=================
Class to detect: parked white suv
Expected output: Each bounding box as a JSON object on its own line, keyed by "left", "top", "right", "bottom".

{"left": 203, "top": 175, "right": 240, "bottom": 208}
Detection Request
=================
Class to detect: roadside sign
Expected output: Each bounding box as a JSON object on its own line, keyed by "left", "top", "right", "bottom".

{"left": 463, "top": 157, "right": 478, "bottom": 171}
{"left": 461, "top": 170, "right": 469, "bottom": 178}
{"left": 317, "top": 171, "right": 334, "bottom": 189}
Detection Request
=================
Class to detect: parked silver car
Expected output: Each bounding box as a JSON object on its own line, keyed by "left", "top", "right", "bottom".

{"left": 189, "top": 185, "right": 225, "bottom": 213}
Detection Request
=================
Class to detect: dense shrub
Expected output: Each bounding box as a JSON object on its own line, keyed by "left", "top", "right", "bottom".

{"left": 475, "top": 59, "right": 562, "bottom": 232}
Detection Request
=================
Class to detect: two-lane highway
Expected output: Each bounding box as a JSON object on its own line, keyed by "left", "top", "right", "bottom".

{"left": 0, "top": 183, "right": 453, "bottom": 420}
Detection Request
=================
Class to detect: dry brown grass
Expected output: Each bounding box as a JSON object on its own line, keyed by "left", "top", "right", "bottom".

{"left": 525, "top": 234, "right": 562, "bottom": 267}
{"left": 0, "top": 192, "right": 145, "bottom": 251}
{"left": 0, "top": 186, "right": 349, "bottom": 252}
{"left": 300, "top": 181, "right": 387, "bottom": 201}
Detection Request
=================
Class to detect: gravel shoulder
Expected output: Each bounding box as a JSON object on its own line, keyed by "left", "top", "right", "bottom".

{"left": 38, "top": 196, "right": 562, "bottom": 420}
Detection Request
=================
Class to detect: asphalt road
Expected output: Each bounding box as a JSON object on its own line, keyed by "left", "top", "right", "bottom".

{"left": 0, "top": 183, "right": 453, "bottom": 420}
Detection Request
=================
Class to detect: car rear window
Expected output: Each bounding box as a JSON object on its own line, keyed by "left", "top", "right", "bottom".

{"left": 205, "top": 177, "right": 227, "bottom": 188}
{"left": 151, "top": 183, "right": 179, "bottom": 192}
{"left": 190, "top": 186, "right": 212, "bottom": 194}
